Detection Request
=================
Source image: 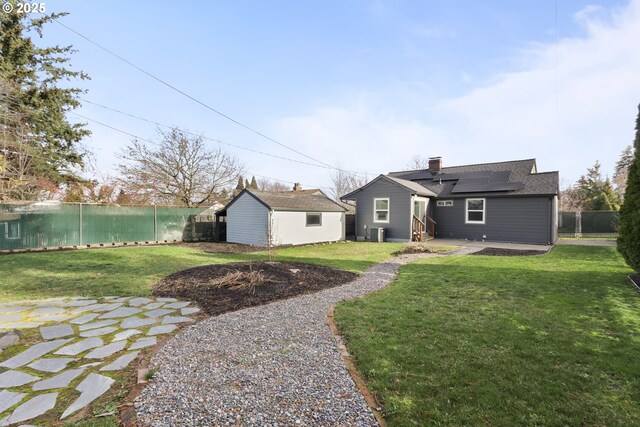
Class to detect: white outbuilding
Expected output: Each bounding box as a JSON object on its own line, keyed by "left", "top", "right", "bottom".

{"left": 219, "top": 187, "right": 346, "bottom": 246}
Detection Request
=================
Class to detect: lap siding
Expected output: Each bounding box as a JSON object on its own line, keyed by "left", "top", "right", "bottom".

{"left": 434, "top": 196, "right": 552, "bottom": 244}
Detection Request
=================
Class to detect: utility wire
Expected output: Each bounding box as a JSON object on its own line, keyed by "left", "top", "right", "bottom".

{"left": 80, "top": 98, "right": 335, "bottom": 170}
{"left": 70, "top": 112, "right": 160, "bottom": 147}
{"left": 55, "top": 19, "right": 369, "bottom": 177}
{"left": 69, "top": 112, "right": 329, "bottom": 190}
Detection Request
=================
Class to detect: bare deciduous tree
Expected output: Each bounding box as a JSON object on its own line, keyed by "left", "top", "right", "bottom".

{"left": 329, "top": 164, "right": 368, "bottom": 201}
{"left": 118, "top": 128, "right": 244, "bottom": 207}
{"left": 257, "top": 178, "right": 290, "bottom": 192}
{"left": 559, "top": 180, "right": 583, "bottom": 212}
{"left": 406, "top": 155, "right": 430, "bottom": 170}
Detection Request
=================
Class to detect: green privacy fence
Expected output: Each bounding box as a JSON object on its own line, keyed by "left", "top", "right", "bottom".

{"left": 0, "top": 202, "right": 214, "bottom": 250}
{"left": 558, "top": 211, "right": 619, "bottom": 237}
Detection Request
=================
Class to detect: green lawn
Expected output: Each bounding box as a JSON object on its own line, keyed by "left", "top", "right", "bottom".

{"left": 334, "top": 245, "right": 640, "bottom": 426}
{"left": 0, "top": 242, "right": 407, "bottom": 301}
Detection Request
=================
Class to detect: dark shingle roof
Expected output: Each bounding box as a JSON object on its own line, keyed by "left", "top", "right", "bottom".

{"left": 388, "top": 158, "right": 558, "bottom": 197}
{"left": 244, "top": 189, "right": 346, "bottom": 212}
{"left": 341, "top": 174, "right": 437, "bottom": 201}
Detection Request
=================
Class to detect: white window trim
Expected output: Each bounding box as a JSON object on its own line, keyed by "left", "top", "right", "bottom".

{"left": 306, "top": 212, "right": 322, "bottom": 227}
{"left": 465, "top": 198, "right": 486, "bottom": 225}
{"left": 373, "top": 198, "right": 390, "bottom": 223}
{"left": 437, "top": 200, "right": 453, "bottom": 207}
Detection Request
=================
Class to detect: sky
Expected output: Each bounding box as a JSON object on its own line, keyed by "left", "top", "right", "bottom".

{"left": 27, "top": 0, "right": 640, "bottom": 193}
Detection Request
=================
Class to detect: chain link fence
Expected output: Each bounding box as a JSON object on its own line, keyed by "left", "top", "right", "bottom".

{"left": 558, "top": 211, "right": 619, "bottom": 238}
{"left": 0, "top": 202, "right": 214, "bottom": 251}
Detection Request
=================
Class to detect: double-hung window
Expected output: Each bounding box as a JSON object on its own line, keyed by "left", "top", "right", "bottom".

{"left": 465, "top": 198, "right": 485, "bottom": 224}
{"left": 374, "top": 198, "right": 390, "bottom": 223}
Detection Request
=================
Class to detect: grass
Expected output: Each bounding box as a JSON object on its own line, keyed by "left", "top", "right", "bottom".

{"left": 334, "top": 245, "right": 640, "bottom": 426}
{"left": 0, "top": 241, "right": 407, "bottom": 426}
{"left": 0, "top": 242, "right": 406, "bottom": 301}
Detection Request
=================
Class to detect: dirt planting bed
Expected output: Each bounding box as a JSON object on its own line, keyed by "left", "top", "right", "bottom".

{"left": 471, "top": 247, "right": 549, "bottom": 256}
{"left": 153, "top": 261, "right": 358, "bottom": 316}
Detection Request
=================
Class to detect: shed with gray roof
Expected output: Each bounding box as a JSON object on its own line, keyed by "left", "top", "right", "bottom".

{"left": 342, "top": 158, "right": 559, "bottom": 245}
{"left": 220, "top": 188, "right": 346, "bottom": 246}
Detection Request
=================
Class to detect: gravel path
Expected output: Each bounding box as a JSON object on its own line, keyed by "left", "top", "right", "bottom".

{"left": 135, "top": 250, "right": 475, "bottom": 426}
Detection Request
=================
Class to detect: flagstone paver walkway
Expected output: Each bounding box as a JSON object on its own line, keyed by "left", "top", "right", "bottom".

{"left": 0, "top": 296, "right": 200, "bottom": 426}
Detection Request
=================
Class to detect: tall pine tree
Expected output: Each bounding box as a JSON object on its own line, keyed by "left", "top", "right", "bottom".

{"left": 235, "top": 176, "right": 244, "bottom": 191}
{"left": 618, "top": 103, "right": 640, "bottom": 272}
{"left": 0, "top": 4, "right": 90, "bottom": 194}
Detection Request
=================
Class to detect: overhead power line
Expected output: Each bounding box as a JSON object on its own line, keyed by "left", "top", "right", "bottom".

{"left": 55, "top": 19, "right": 369, "bottom": 178}
{"left": 69, "top": 112, "right": 329, "bottom": 190}
{"left": 80, "top": 98, "right": 335, "bottom": 170}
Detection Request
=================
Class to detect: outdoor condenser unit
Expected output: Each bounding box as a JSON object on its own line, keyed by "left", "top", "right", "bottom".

{"left": 370, "top": 227, "right": 384, "bottom": 242}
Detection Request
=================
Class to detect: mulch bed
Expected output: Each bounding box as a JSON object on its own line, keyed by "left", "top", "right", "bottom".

{"left": 629, "top": 275, "right": 640, "bottom": 290}
{"left": 471, "top": 247, "right": 549, "bottom": 256}
{"left": 152, "top": 261, "right": 358, "bottom": 316}
{"left": 393, "top": 244, "right": 451, "bottom": 256}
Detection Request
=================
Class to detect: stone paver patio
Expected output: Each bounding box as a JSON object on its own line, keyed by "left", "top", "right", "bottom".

{"left": 0, "top": 296, "right": 200, "bottom": 426}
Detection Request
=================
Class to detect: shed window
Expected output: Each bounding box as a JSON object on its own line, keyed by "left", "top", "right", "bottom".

{"left": 465, "top": 198, "right": 485, "bottom": 224}
{"left": 374, "top": 198, "right": 389, "bottom": 222}
{"left": 437, "top": 200, "right": 453, "bottom": 207}
{"left": 5, "top": 222, "right": 20, "bottom": 239}
{"left": 306, "top": 212, "right": 322, "bottom": 227}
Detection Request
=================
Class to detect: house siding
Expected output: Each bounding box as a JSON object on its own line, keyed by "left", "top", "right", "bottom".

{"left": 353, "top": 180, "right": 412, "bottom": 241}
{"left": 272, "top": 211, "right": 344, "bottom": 245}
{"left": 433, "top": 196, "right": 553, "bottom": 244}
{"left": 551, "top": 195, "right": 558, "bottom": 243}
{"left": 226, "top": 193, "right": 269, "bottom": 246}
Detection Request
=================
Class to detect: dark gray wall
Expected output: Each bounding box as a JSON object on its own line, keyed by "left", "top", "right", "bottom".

{"left": 354, "top": 179, "right": 412, "bottom": 241}
{"left": 551, "top": 196, "right": 558, "bottom": 243}
{"left": 433, "top": 196, "right": 553, "bottom": 244}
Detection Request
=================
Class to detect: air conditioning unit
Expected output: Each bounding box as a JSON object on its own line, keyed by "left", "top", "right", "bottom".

{"left": 370, "top": 227, "right": 384, "bottom": 242}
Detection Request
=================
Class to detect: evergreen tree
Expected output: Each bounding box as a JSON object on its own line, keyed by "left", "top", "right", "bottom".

{"left": 589, "top": 179, "right": 619, "bottom": 211}
{"left": 0, "top": 5, "right": 90, "bottom": 191}
{"left": 245, "top": 178, "right": 250, "bottom": 189}
{"left": 236, "top": 175, "right": 244, "bottom": 191}
{"left": 618, "top": 103, "right": 640, "bottom": 272}
{"left": 576, "top": 161, "right": 621, "bottom": 211}
{"left": 250, "top": 175, "right": 258, "bottom": 189}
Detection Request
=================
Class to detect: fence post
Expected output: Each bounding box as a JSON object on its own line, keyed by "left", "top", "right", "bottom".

{"left": 79, "top": 203, "right": 83, "bottom": 246}
{"left": 153, "top": 204, "right": 158, "bottom": 242}
{"left": 576, "top": 211, "right": 582, "bottom": 238}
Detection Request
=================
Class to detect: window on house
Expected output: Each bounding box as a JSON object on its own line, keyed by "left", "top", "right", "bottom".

{"left": 374, "top": 198, "right": 390, "bottom": 222}
{"left": 5, "top": 222, "right": 20, "bottom": 239}
{"left": 306, "top": 212, "right": 322, "bottom": 227}
{"left": 465, "top": 198, "right": 485, "bottom": 224}
{"left": 437, "top": 200, "right": 453, "bottom": 207}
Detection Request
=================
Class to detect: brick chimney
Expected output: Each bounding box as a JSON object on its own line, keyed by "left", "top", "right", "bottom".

{"left": 428, "top": 157, "right": 442, "bottom": 173}
{"left": 293, "top": 183, "right": 302, "bottom": 192}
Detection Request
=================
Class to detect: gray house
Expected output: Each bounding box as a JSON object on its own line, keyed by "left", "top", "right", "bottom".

{"left": 342, "top": 158, "right": 559, "bottom": 245}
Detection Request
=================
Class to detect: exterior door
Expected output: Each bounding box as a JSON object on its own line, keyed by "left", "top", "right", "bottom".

{"left": 413, "top": 200, "right": 426, "bottom": 222}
